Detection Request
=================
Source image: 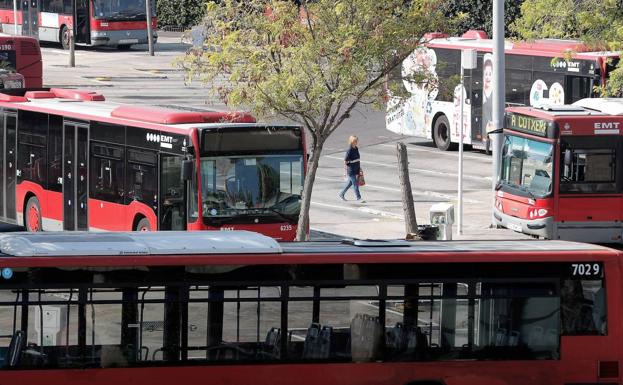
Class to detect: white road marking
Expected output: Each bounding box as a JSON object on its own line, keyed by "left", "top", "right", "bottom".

{"left": 380, "top": 143, "right": 487, "bottom": 161}
{"left": 311, "top": 201, "right": 404, "bottom": 219}
{"left": 324, "top": 155, "right": 491, "bottom": 182}
{"left": 314, "top": 175, "right": 482, "bottom": 203}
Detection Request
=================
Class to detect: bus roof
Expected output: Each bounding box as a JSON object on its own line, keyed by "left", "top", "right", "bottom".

{"left": 0, "top": 88, "right": 273, "bottom": 135}
{"left": 507, "top": 99, "right": 623, "bottom": 118}
{"left": 0, "top": 231, "right": 614, "bottom": 267}
{"left": 427, "top": 33, "right": 620, "bottom": 60}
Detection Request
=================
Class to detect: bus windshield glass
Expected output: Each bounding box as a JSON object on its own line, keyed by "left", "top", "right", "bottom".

{"left": 93, "top": 0, "right": 156, "bottom": 20}
{"left": 500, "top": 134, "right": 554, "bottom": 198}
{"left": 200, "top": 154, "right": 304, "bottom": 225}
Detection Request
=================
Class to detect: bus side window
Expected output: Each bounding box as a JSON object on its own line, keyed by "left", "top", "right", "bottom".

{"left": 561, "top": 278, "right": 606, "bottom": 335}
{"left": 89, "top": 144, "right": 124, "bottom": 204}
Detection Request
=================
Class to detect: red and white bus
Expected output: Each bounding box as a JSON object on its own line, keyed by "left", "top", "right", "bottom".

{"left": 0, "top": 33, "right": 41, "bottom": 88}
{"left": 0, "top": 231, "right": 617, "bottom": 385}
{"left": 494, "top": 98, "right": 623, "bottom": 243}
{"left": 0, "top": 88, "right": 306, "bottom": 240}
{"left": 386, "top": 30, "right": 620, "bottom": 151}
{"left": 0, "top": 0, "right": 157, "bottom": 49}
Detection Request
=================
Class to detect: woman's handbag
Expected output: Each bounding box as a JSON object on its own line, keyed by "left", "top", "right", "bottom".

{"left": 357, "top": 171, "right": 366, "bottom": 186}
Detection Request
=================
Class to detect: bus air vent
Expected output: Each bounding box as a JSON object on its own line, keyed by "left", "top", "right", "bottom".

{"left": 0, "top": 93, "right": 28, "bottom": 103}
{"left": 25, "top": 91, "right": 56, "bottom": 99}
{"left": 341, "top": 239, "right": 413, "bottom": 247}
{"left": 0, "top": 231, "right": 282, "bottom": 257}
{"left": 49, "top": 88, "right": 105, "bottom": 101}
{"left": 111, "top": 105, "right": 256, "bottom": 124}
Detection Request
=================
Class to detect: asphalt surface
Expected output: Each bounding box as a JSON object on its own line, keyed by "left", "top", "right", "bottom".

{"left": 7, "top": 32, "right": 527, "bottom": 241}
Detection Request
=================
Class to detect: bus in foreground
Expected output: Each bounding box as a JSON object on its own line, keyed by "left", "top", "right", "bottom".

{"left": 494, "top": 98, "right": 623, "bottom": 243}
{"left": 0, "top": 0, "right": 157, "bottom": 49}
{"left": 386, "top": 30, "right": 619, "bottom": 151}
{"left": 0, "top": 33, "right": 42, "bottom": 88}
{"left": 0, "top": 231, "right": 616, "bottom": 384}
{"left": 0, "top": 88, "right": 305, "bottom": 240}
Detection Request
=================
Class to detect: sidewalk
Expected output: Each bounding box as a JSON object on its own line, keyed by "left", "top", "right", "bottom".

{"left": 310, "top": 214, "right": 530, "bottom": 241}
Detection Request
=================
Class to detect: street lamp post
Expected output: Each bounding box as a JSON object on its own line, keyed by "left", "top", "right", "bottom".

{"left": 491, "top": 0, "right": 505, "bottom": 225}
{"left": 458, "top": 49, "right": 477, "bottom": 235}
{"left": 13, "top": 0, "right": 17, "bottom": 35}
{"left": 146, "top": 0, "right": 154, "bottom": 56}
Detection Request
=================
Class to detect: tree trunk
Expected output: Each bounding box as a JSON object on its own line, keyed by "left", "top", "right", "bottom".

{"left": 397, "top": 142, "right": 418, "bottom": 235}
{"left": 295, "top": 144, "right": 324, "bottom": 241}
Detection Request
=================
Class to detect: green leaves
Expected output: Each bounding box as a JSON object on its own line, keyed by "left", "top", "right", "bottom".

{"left": 157, "top": 0, "right": 207, "bottom": 29}
{"left": 513, "top": 0, "right": 623, "bottom": 96}
{"left": 179, "top": 0, "right": 449, "bottom": 134}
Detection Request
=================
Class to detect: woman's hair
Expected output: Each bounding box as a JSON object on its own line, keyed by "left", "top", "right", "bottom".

{"left": 348, "top": 135, "right": 359, "bottom": 146}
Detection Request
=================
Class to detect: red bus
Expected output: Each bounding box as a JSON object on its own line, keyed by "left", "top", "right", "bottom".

{"left": 0, "top": 0, "right": 157, "bottom": 49}
{"left": 0, "top": 88, "right": 306, "bottom": 240}
{"left": 0, "top": 231, "right": 617, "bottom": 384}
{"left": 386, "top": 30, "right": 620, "bottom": 151}
{"left": 494, "top": 98, "right": 623, "bottom": 243}
{"left": 0, "top": 33, "right": 41, "bottom": 88}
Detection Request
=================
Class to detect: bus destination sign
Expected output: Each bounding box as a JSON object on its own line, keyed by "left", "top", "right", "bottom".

{"left": 506, "top": 113, "right": 555, "bottom": 138}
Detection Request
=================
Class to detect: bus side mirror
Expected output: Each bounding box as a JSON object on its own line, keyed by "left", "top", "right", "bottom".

{"left": 181, "top": 160, "right": 194, "bottom": 181}
{"left": 564, "top": 149, "right": 572, "bottom": 166}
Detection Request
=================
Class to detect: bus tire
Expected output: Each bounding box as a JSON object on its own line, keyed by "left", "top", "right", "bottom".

{"left": 117, "top": 44, "right": 132, "bottom": 50}
{"left": 25, "top": 197, "right": 42, "bottom": 232}
{"left": 433, "top": 115, "right": 457, "bottom": 151}
{"left": 135, "top": 217, "right": 151, "bottom": 232}
{"left": 60, "top": 26, "right": 70, "bottom": 50}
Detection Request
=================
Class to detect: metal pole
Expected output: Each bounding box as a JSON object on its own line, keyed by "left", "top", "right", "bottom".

{"left": 146, "top": 0, "right": 154, "bottom": 56}
{"left": 13, "top": 0, "right": 17, "bottom": 35}
{"left": 69, "top": 28, "right": 75, "bottom": 67}
{"left": 491, "top": 0, "right": 505, "bottom": 225}
{"left": 458, "top": 71, "right": 464, "bottom": 235}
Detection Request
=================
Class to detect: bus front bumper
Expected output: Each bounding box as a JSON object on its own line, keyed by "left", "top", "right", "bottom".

{"left": 493, "top": 208, "right": 554, "bottom": 238}
{"left": 91, "top": 30, "right": 158, "bottom": 47}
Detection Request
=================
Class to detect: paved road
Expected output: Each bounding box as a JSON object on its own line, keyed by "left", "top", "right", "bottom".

{"left": 37, "top": 33, "right": 525, "bottom": 241}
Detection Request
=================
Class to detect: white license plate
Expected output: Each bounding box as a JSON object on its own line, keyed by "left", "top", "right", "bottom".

{"left": 507, "top": 222, "right": 522, "bottom": 232}
{"left": 118, "top": 39, "right": 139, "bottom": 44}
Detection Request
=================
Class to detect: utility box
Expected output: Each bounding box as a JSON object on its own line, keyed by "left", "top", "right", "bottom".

{"left": 35, "top": 305, "right": 68, "bottom": 346}
{"left": 429, "top": 203, "right": 455, "bottom": 240}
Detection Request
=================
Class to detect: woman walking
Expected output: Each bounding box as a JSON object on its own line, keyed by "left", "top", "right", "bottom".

{"left": 339, "top": 135, "right": 364, "bottom": 202}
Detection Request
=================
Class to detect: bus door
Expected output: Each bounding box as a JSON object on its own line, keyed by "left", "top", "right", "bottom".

{"left": 565, "top": 76, "right": 593, "bottom": 104}
{"left": 1, "top": 112, "right": 17, "bottom": 222}
{"left": 469, "top": 64, "right": 484, "bottom": 143}
{"left": 159, "top": 154, "right": 186, "bottom": 230}
{"left": 21, "top": 0, "right": 39, "bottom": 37}
{"left": 63, "top": 122, "right": 89, "bottom": 231}
{"left": 75, "top": 0, "right": 91, "bottom": 45}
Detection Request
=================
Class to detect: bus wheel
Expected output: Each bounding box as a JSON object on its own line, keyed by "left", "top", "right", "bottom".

{"left": 60, "top": 26, "right": 70, "bottom": 50}
{"left": 25, "top": 197, "right": 42, "bottom": 232}
{"left": 135, "top": 218, "right": 151, "bottom": 231}
{"left": 433, "top": 115, "right": 457, "bottom": 151}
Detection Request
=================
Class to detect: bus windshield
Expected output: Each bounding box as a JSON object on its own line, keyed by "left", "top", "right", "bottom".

{"left": 500, "top": 134, "right": 554, "bottom": 198}
{"left": 200, "top": 154, "right": 304, "bottom": 225}
{"left": 93, "top": 0, "right": 155, "bottom": 20}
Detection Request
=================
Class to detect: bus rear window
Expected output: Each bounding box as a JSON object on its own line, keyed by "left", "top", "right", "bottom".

{"left": 0, "top": 50, "right": 16, "bottom": 72}
{"left": 560, "top": 136, "right": 619, "bottom": 193}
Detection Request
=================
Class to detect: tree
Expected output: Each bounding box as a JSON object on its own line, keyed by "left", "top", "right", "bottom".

{"left": 443, "top": 0, "right": 525, "bottom": 38}
{"left": 179, "top": 0, "right": 449, "bottom": 240}
{"left": 157, "top": 0, "right": 207, "bottom": 29}
{"left": 512, "top": 0, "right": 623, "bottom": 96}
